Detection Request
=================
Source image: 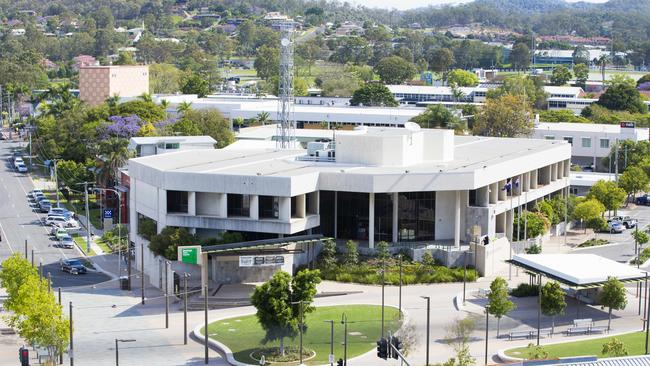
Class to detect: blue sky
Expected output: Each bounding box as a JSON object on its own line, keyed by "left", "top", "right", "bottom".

{"left": 348, "top": 0, "right": 608, "bottom": 11}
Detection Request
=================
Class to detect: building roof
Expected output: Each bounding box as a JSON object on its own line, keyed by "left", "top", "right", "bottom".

{"left": 536, "top": 122, "right": 649, "bottom": 134}
{"left": 387, "top": 85, "right": 485, "bottom": 96}
{"left": 129, "top": 136, "right": 217, "bottom": 145}
{"left": 542, "top": 86, "right": 583, "bottom": 97}
{"left": 570, "top": 171, "right": 615, "bottom": 187}
{"left": 562, "top": 355, "right": 650, "bottom": 366}
{"left": 511, "top": 254, "right": 647, "bottom": 287}
{"left": 237, "top": 125, "right": 335, "bottom": 141}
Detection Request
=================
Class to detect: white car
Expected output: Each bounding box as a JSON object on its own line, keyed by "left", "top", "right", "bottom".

{"left": 16, "top": 163, "right": 27, "bottom": 173}
{"left": 13, "top": 157, "right": 24, "bottom": 168}
{"left": 44, "top": 216, "right": 78, "bottom": 228}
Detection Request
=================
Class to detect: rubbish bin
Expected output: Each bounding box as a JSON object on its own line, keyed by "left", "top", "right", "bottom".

{"left": 119, "top": 276, "right": 129, "bottom": 290}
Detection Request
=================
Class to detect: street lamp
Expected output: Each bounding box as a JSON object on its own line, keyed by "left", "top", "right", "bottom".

{"left": 340, "top": 313, "right": 348, "bottom": 366}
{"left": 115, "top": 339, "right": 135, "bottom": 366}
{"left": 421, "top": 296, "right": 430, "bottom": 366}
{"left": 484, "top": 305, "right": 490, "bottom": 366}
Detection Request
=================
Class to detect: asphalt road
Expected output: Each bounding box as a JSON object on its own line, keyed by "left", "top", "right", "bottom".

{"left": 0, "top": 140, "right": 109, "bottom": 288}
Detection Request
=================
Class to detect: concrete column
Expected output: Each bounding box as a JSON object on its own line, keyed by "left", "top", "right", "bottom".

{"left": 506, "top": 209, "right": 514, "bottom": 241}
{"left": 308, "top": 191, "right": 319, "bottom": 215}
{"left": 129, "top": 178, "right": 137, "bottom": 240}
{"left": 515, "top": 174, "right": 523, "bottom": 196}
{"left": 489, "top": 182, "right": 498, "bottom": 204}
{"left": 454, "top": 190, "right": 461, "bottom": 248}
{"left": 565, "top": 159, "right": 571, "bottom": 177}
{"left": 545, "top": 165, "right": 552, "bottom": 184}
{"left": 498, "top": 180, "right": 506, "bottom": 201}
{"left": 218, "top": 193, "right": 227, "bottom": 217}
{"left": 368, "top": 193, "right": 375, "bottom": 249}
{"left": 523, "top": 172, "right": 530, "bottom": 192}
{"left": 189, "top": 227, "right": 197, "bottom": 235}
{"left": 531, "top": 170, "right": 538, "bottom": 189}
{"left": 392, "top": 192, "right": 398, "bottom": 243}
{"left": 296, "top": 194, "right": 306, "bottom": 218}
{"left": 157, "top": 188, "right": 167, "bottom": 233}
{"left": 188, "top": 192, "right": 196, "bottom": 216}
{"left": 477, "top": 186, "right": 489, "bottom": 207}
{"left": 201, "top": 252, "right": 209, "bottom": 296}
{"left": 334, "top": 192, "right": 338, "bottom": 239}
{"left": 250, "top": 195, "right": 259, "bottom": 220}
{"left": 279, "top": 197, "right": 291, "bottom": 222}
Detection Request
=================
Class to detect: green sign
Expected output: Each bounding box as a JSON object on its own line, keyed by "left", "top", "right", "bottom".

{"left": 179, "top": 246, "right": 200, "bottom": 265}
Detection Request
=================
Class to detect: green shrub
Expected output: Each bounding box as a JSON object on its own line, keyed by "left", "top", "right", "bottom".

{"left": 510, "top": 283, "right": 540, "bottom": 297}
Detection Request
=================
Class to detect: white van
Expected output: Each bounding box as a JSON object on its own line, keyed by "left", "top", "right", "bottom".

{"left": 45, "top": 216, "right": 78, "bottom": 228}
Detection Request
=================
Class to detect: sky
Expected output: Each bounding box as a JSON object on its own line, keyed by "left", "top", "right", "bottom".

{"left": 348, "top": 0, "right": 608, "bottom": 11}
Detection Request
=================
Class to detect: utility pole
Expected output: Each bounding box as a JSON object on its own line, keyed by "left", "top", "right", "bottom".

{"left": 381, "top": 258, "right": 385, "bottom": 338}
{"left": 184, "top": 273, "right": 189, "bottom": 345}
{"left": 615, "top": 140, "right": 619, "bottom": 183}
{"left": 69, "top": 302, "right": 74, "bottom": 366}
{"left": 421, "top": 296, "right": 430, "bottom": 366}
{"left": 324, "top": 320, "right": 334, "bottom": 366}
{"left": 141, "top": 243, "right": 145, "bottom": 305}
{"left": 165, "top": 261, "right": 169, "bottom": 329}
{"left": 204, "top": 285, "right": 208, "bottom": 364}
{"left": 24, "top": 239, "right": 27, "bottom": 259}
{"left": 53, "top": 159, "right": 60, "bottom": 208}
{"left": 484, "top": 306, "right": 489, "bottom": 366}
{"left": 398, "top": 254, "right": 402, "bottom": 319}
{"left": 341, "top": 313, "right": 348, "bottom": 366}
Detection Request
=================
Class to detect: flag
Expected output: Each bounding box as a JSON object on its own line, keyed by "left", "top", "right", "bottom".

{"left": 514, "top": 177, "right": 520, "bottom": 188}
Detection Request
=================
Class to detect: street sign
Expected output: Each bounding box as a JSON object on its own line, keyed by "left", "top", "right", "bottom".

{"left": 239, "top": 255, "right": 285, "bottom": 267}
{"left": 178, "top": 246, "right": 202, "bottom": 265}
{"left": 103, "top": 209, "right": 113, "bottom": 219}
{"left": 329, "top": 354, "right": 335, "bottom": 363}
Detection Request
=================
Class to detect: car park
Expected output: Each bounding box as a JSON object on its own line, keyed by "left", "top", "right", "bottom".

{"left": 609, "top": 216, "right": 637, "bottom": 229}
{"left": 16, "top": 163, "right": 27, "bottom": 173}
{"left": 60, "top": 259, "right": 87, "bottom": 274}
{"left": 57, "top": 235, "right": 75, "bottom": 249}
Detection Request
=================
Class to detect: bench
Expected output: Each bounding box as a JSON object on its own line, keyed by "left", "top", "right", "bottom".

{"left": 573, "top": 318, "right": 593, "bottom": 327}
{"left": 509, "top": 330, "right": 533, "bottom": 340}
{"left": 589, "top": 326, "right": 608, "bottom": 334}
{"left": 538, "top": 327, "right": 552, "bottom": 338}
{"left": 566, "top": 326, "right": 590, "bottom": 336}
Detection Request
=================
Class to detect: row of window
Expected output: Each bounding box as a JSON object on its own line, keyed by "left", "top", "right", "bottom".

{"left": 544, "top": 135, "right": 610, "bottom": 149}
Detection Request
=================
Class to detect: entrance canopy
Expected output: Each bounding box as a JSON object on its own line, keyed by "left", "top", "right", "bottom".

{"left": 511, "top": 254, "right": 648, "bottom": 288}
{"left": 201, "top": 234, "right": 323, "bottom": 256}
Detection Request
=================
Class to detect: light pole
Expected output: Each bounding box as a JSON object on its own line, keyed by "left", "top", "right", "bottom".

{"left": 115, "top": 339, "right": 135, "bottom": 366}
{"left": 341, "top": 313, "right": 348, "bottom": 366}
{"left": 398, "top": 254, "right": 403, "bottom": 318}
{"left": 380, "top": 258, "right": 385, "bottom": 337}
{"left": 184, "top": 273, "right": 190, "bottom": 345}
{"left": 484, "top": 305, "right": 489, "bottom": 366}
{"left": 324, "top": 320, "right": 334, "bottom": 366}
{"left": 291, "top": 300, "right": 304, "bottom": 364}
{"left": 421, "top": 296, "right": 430, "bottom": 366}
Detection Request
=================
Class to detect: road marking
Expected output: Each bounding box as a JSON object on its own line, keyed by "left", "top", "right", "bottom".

{"left": 0, "top": 221, "right": 15, "bottom": 254}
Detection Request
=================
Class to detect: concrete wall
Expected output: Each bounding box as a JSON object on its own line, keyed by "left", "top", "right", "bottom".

{"left": 435, "top": 191, "right": 456, "bottom": 240}
{"left": 471, "top": 237, "right": 510, "bottom": 277}
{"left": 196, "top": 192, "right": 223, "bottom": 216}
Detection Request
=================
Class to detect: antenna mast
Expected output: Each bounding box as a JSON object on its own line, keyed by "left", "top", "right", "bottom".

{"left": 276, "top": 21, "right": 296, "bottom": 149}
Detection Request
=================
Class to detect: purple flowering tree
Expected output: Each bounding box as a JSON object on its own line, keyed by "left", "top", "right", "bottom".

{"left": 637, "top": 82, "right": 650, "bottom": 91}
{"left": 100, "top": 115, "right": 143, "bottom": 139}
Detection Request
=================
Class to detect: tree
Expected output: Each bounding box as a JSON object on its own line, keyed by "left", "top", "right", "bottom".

{"left": 296, "top": 40, "right": 322, "bottom": 75}
{"left": 487, "top": 277, "right": 515, "bottom": 338}
{"left": 319, "top": 238, "right": 337, "bottom": 269}
{"left": 550, "top": 65, "right": 572, "bottom": 86}
{"left": 171, "top": 109, "right": 234, "bottom": 148}
{"left": 374, "top": 56, "right": 417, "bottom": 85}
{"left": 0, "top": 254, "right": 39, "bottom": 311}
{"left": 149, "top": 63, "right": 183, "bottom": 94}
{"left": 115, "top": 100, "right": 167, "bottom": 123}
{"left": 619, "top": 166, "right": 649, "bottom": 203}
{"left": 599, "top": 277, "right": 628, "bottom": 331}
{"left": 410, "top": 104, "right": 463, "bottom": 130}
{"left": 597, "top": 81, "right": 648, "bottom": 114}
{"left": 114, "top": 51, "right": 136, "bottom": 65}
{"left": 487, "top": 75, "right": 547, "bottom": 109}
{"left": 255, "top": 111, "right": 271, "bottom": 125}
{"left": 572, "top": 46, "right": 590, "bottom": 65}
{"left": 540, "top": 281, "right": 566, "bottom": 334}
{"left": 319, "top": 71, "right": 363, "bottom": 97}
{"left": 510, "top": 43, "right": 531, "bottom": 70}
{"left": 148, "top": 226, "right": 199, "bottom": 259}
{"left": 343, "top": 240, "right": 359, "bottom": 265}
{"left": 254, "top": 45, "right": 279, "bottom": 81}
{"left": 513, "top": 211, "right": 550, "bottom": 240}
{"left": 587, "top": 180, "right": 626, "bottom": 216}
{"left": 349, "top": 83, "right": 398, "bottom": 107}
{"left": 180, "top": 73, "right": 210, "bottom": 98}
{"left": 250, "top": 269, "right": 321, "bottom": 356}
{"left": 637, "top": 74, "right": 650, "bottom": 87}
{"left": 377, "top": 241, "right": 390, "bottom": 261}
{"left": 573, "top": 64, "right": 589, "bottom": 88}
{"left": 444, "top": 317, "right": 476, "bottom": 366}
{"left": 473, "top": 94, "right": 533, "bottom": 137}
{"left": 594, "top": 55, "right": 609, "bottom": 82}
{"left": 572, "top": 199, "right": 605, "bottom": 232}
{"left": 447, "top": 69, "right": 479, "bottom": 87}
{"left": 56, "top": 159, "right": 94, "bottom": 190}
{"left": 428, "top": 48, "right": 455, "bottom": 79}
{"left": 96, "top": 137, "right": 131, "bottom": 187}
{"left": 602, "top": 338, "right": 628, "bottom": 357}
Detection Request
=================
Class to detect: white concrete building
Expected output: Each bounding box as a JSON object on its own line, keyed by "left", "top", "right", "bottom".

{"left": 129, "top": 126, "right": 570, "bottom": 255}
{"left": 128, "top": 136, "right": 217, "bottom": 157}
{"left": 533, "top": 122, "right": 649, "bottom": 171}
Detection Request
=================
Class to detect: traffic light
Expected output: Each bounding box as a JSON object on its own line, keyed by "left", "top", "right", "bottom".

{"left": 337, "top": 358, "right": 343, "bottom": 366}
{"left": 391, "top": 336, "right": 402, "bottom": 359}
{"left": 19, "top": 347, "right": 29, "bottom": 366}
{"left": 376, "top": 337, "right": 388, "bottom": 359}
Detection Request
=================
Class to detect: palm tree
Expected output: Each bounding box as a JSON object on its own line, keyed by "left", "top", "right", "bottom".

{"left": 256, "top": 111, "right": 270, "bottom": 125}
{"left": 38, "top": 83, "right": 80, "bottom": 117}
{"left": 177, "top": 101, "right": 193, "bottom": 114}
{"left": 160, "top": 99, "right": 170, "bottom": 109}
{"left": 594, "top": 55, "right": 609, "bottom": 83}
{"left": 96, "top": 138, "right": 131, "bottom": 187}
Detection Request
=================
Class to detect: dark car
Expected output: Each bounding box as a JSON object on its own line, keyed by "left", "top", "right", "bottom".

{"left": 61, "top": 259, "right": 87, "bottom": 275}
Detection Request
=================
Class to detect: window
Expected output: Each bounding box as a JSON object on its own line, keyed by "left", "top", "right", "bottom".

{"left": 337, "top": 192, "right": 369, "bottom": 240}
{"left": 600, "top": 139, "right": 610, "bottom": 149}
{"left": 227, "top": 194, "right": 251, "bottom": 217}
{"left": 258, "top": 196, "right": 279, "bottom": 219}
{"left": 563, "top": 137, "right": 573, "bottom": 145}
{"left": 398, "top": 192, "right": 435, "bottom": 242}
{"left": 544, "top": 135, "right": 555, "bottom": 140}
{"left": 167, "top": 191, "right": 188, "bottom": 213}
{"left": 165, "top": 143, "right": 180, "bottom": 149}
{"left": 581, "top": 137, "right": 591, "bottom": 148}
{"left": 374, "top": 193, "right": 393, "bottom": 242}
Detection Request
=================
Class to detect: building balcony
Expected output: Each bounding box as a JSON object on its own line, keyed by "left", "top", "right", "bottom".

{"left": 165, "top": 213, "right": 320, "bottom": 235}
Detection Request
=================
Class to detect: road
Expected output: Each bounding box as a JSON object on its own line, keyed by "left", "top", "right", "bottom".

{"left": 0, "top": 139, "right": 109, "bottom": 288}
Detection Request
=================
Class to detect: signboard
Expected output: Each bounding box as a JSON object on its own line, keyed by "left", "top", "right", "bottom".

{"left": 178, "top": 246, "right": 202, "bottom": 265}
{"left": 620, "top": 121, "right": 636, "bottom": 128}
{"left": 239, "top": 255, "right": 285, "bottom": 267}
{"left": 103, "top": 209, "right": 113, "bottom": 219}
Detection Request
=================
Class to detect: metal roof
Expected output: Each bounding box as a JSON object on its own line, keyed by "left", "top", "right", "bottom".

{"left": 201, "top": 234, "right": 323, "bottom": 255}
{"left": 561, "top": 355, "right": 650, "bottom": 366}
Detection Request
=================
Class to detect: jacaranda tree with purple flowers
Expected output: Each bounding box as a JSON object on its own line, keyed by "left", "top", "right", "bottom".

{"left": 100, "top": 114, "right": 143, "bottom": 138}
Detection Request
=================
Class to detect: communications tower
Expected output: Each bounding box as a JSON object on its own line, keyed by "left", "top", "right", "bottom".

{"left": 276, "top": 21, "right": 296, "bottom": 149}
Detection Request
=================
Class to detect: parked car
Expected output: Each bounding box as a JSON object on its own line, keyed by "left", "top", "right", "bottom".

{"left": 49, "top": 207, "right": 72, "bottom": 217}
{"left": 51, "top": 227, "right": 69, "bottom": 240}
{"left": 16, "top": 163, "right": 27, "bottom": 173}
{"left": 609, "top": 216, "right": 637, "bottom": 229}
{"left": 30, "top": 189, "right": 43, "bottom": 199}
{"left": 45, "top": 216, "right": 77, "bottom": 227}
{"left": 13, "top": 157, "right": 23, "bottom": 168}
{"left": 57, "top": 235, "right": 75, "bottom": 249}
{"left": 636, "top": 195, "right": 650, "bottom": 206}
{"left": 607, "top": 221, "right": 625, "bottom": 233}
{"left": 38, "top": 200, "right": 52, "bottom": 213}
{"left": 33, "top": 192, "right": 45, "bottom": 202}
{"left": 60, "top": 259, "right": 87, "bottom": 274}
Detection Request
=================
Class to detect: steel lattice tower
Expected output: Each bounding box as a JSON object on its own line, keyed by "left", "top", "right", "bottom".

{"left": 276, "top": 21, "right": 296, "bottom": 149}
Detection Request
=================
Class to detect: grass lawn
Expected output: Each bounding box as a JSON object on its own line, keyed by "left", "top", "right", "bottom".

{"left": 72, "top": 235, "right": 96, "bottom": 256}
{"left": 505, "top": 331, "right": 646, "bottom": 359}
{"left": 202, "top": 305, "right": 401, "bottom": 365}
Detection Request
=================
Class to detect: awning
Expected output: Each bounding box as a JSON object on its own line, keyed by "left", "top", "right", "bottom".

{"left": 201, "top": 234, "right": 324, "bottom": 256}
{"left": 509, "top": 254, "right": 648, "bottom": 288}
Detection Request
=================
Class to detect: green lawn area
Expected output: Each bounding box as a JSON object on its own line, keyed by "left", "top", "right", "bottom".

{"left": 72, "top": 235, "right": 96, "bottom": 256}
{"left": 202, "top": 305, "right": 401, "bottom": 365}
{"left": 505, "top": 331, "right": 646, "bottom": 359}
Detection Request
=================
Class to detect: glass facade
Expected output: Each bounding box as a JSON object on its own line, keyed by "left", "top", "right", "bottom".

{"left": 258, "top": 196, "right": 279, "bottom": 219}
{"left": 397, "top": 192, "right": 435, "bottom": 242}
{"left": 227, "top": 194, "right": 250, "bottom": 217}
{"left": 318, "top": 191, "right": 335, "bottom": 237}
{"left": 374, "top": 193, "right": 393, "bottom": 242}
{"left": 337, "top": 192, "right": 369, "bottom": 240}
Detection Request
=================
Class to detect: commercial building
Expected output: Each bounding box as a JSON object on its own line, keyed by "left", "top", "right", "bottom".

{"left": 79, "top": 65, "right": 149, "bottom": 106}
{"left": 533, "top": 122, "right": 649, "bottom": 171}
{"left": 128, "top": 136, "right": 217, "bottom": 157}
{"left": 569, "top": 171, "right": 616, "bottom": 196}
{"left": 129, "top": 126, "right": 571, "bottom": 283}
